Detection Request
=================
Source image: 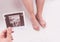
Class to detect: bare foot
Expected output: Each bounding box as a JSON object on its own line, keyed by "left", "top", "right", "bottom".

{"left": 36, "top": 15, "right": 46, "bottom": 28}
{"left": 30, "top": 15, "right": 40, "bottom": 31}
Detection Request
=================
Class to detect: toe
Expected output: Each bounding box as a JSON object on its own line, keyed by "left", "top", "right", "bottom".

{"left": 33, "top": 26, "right": 40, "bottom": 31}
{"left": 40, "top": 21, "right": 46, "bottom": 28}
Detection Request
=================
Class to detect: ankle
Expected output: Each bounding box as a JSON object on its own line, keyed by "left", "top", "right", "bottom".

{"left": 36, "top": 14, "right": 42, "bottom": 18}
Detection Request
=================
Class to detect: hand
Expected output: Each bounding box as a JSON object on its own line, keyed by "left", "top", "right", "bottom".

{"left": 0, "top": 27, "right": 13, "bottom": 42}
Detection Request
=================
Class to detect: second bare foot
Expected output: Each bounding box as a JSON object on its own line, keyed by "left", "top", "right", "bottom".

{"left": 36, "top": 15, "right": 46, "bottom": 28}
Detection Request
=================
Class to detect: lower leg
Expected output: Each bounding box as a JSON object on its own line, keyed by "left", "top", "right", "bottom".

{"left": 22, "top": 0, "right": 40, "bottom": 31}
{"left": 36, "top": 0, "right": 46, "bottom": 28}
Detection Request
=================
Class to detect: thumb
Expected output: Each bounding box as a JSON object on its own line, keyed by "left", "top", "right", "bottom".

{"left": 7, "top": 27, "right": 12, "bottom": 39}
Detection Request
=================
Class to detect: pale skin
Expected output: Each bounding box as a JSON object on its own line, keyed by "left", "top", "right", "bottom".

{"left": 0, "top": 27, "right": 13, "bottom": 42}
{"left": 22, "top": 0, "right": 46, "bottom": 31}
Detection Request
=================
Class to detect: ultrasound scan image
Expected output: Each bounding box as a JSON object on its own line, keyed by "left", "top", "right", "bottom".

{"left": 4, "top": 12, "right": 24, "bottom": 27}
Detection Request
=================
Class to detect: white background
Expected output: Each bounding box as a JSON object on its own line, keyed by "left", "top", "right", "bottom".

{"left": 0, "top": 0, "right": 60, "bottom": 42}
